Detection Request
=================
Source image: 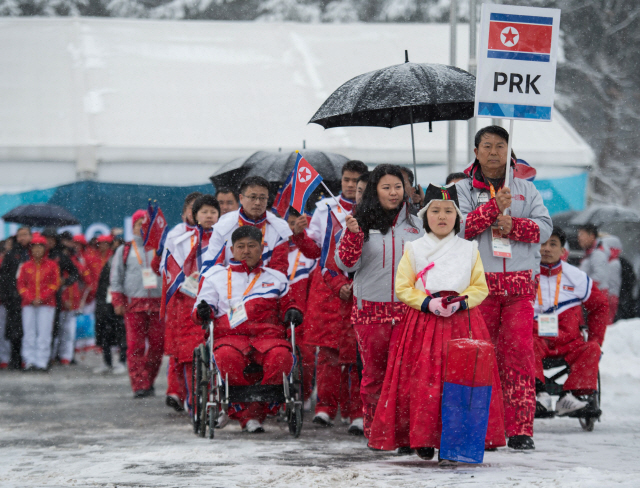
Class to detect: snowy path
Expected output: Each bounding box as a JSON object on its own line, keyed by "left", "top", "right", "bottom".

{"left": 1, "top": 320, "right": 639, "bottom": 487}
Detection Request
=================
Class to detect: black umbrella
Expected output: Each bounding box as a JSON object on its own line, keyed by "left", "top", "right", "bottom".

{"left": 309, "top": 52, "right": 476, "bottom": 180}
{"left": 210, "top": 149, "right": 349, "bottom": 197}
{"left": 3, "top": 204, "right": 79, "bottom": 227}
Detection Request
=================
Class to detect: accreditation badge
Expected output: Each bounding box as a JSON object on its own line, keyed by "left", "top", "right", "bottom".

{"left": 477, "top": 192, "right": 490, "bottom": 205}
{"left": 538, "top": 314, "right": 559, "bottom": 337}
{"left": 228, "top": 300, "right": 248, "bottom": 329}
{"left": 179, "top": 272, "right": 199, "bottom": 298}
{"left": 491, "top": 228, "right": 512, "bottom": 258}
{"left": 141, "top": 268, "right": 158, "bottom": 289}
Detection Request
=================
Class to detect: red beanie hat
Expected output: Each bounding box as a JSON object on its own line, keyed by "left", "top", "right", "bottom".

{"left": 30, "top": 233, "right": 47, "bottom": 246}
{"left": 97, "top": 234, "right": 113, "bottom": 243}
{"left": 73, "top": 235, "right": 87, "bottom": 246}
{"left": 132, "top": 209, "right": 147, "bottom": 224}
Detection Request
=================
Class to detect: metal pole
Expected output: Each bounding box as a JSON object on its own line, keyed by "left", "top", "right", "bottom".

{"left": 448, "top": 0, "right": 458, "bottom": 176}
{"left": 468, "top": 0, "right": 477, "bottom": 164}
{"left": 505, "top": 119, "right": 514, "bottom": 208}
{"left": 409, "top": 108, "right": 418, "bottom": 185}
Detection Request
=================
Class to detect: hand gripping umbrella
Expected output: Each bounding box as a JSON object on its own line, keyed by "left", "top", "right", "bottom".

{"left": 309, "top": 51, "right": 476, "bottom": 183}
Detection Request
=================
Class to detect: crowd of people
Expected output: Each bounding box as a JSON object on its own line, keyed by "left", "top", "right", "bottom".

{"left": 0, "top": 125, "right": 623, "bottom": 466}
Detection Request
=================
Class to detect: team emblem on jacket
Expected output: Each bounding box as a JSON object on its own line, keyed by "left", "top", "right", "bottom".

{"left": 262, "top": 282, "right": 274, "bottom": 287}
{"left": 405, "top": 228, "right": 419, "bottom": 234}
{"left": 563, "top": 285, "right": 575, "bottom": 291}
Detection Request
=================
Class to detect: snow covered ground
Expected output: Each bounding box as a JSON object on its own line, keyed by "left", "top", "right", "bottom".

{"left": 1, "top": 320, "right": 639, "bottom": 488}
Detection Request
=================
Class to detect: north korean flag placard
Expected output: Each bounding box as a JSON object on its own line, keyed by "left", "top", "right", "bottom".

{"left": 289, "top": 152, "right": 323, "bottom": 214}
{"left": 475, "top": 4, "right": 561, "bottom": 121}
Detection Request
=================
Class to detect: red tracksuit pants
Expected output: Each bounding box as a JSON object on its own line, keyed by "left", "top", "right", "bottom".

{"left": 534, "top": 337, "right": 600, "bottom": 396}
{"left": 214, "top": 345, "right": 293, "bottom": 428}
{"left": 299, "top": 344, "right": 316, "bottom": 401}
{"left": 315, "top": 346, "right": 362, "bottom": 421}
{"left": 125, "top": 310, "right": 164, "bottom": 392}
{"left": 166, "top": 356, "right": 188, "bottom": 403}
{"left": 479, "top": 294, "right": 536, "bottom": 438}
{"left": 354, "top": 321, "right": 395, "bottom": 438}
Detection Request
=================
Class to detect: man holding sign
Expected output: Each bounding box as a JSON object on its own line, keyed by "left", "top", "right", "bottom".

{"left": 457, "top": 126, "right": 552, "bottom": 450}
{"left": 464, "top": 2, "right": 559, "bottom": 450}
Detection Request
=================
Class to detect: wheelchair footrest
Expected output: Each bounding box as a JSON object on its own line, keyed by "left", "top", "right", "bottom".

{"left": 228, "top": 385, "right": 286, "bottom": 403}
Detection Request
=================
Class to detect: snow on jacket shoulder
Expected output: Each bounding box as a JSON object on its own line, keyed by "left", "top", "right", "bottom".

{"left": 456, "top": 166, "right": 552, "bottom": 296}
{"left": 336, "top": 205, "right": 424, "bottom": 309}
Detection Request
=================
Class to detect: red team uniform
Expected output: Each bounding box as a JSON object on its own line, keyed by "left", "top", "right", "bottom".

{"left": 193, "top": 259, "right": 301, "bottom": 428}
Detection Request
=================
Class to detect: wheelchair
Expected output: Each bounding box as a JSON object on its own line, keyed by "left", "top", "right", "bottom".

{"left": 535, "top": 327, "right": 602, "bottom": 432}
{"left": 191, "top": 321, "right": 304, "bottom": 439}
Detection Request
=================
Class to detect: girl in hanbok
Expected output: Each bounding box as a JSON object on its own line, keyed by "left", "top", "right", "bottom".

{"left": 368, "top": 183, "right": 506, "bottom": 464}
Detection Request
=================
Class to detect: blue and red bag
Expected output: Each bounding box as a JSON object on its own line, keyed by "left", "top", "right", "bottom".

{"left": 440, "top": 338, "right": 495, "bottom": 464}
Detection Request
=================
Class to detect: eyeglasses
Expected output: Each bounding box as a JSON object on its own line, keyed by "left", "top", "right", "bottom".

{"left": 242, "top": 195, "right": 268, "bottom": 203}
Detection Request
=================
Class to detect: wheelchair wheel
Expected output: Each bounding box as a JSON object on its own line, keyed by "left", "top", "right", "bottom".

{"left": 197, "top": 345, "right": 209, "bottom": 438}
{"left": 191, "top": 348, "right": 201, "bottom": 435}
{"left": 208, "top": 405, "right": 216, "bottom": 439}
{"left": 287, "top": 346, "right": 304, "bottom": 438}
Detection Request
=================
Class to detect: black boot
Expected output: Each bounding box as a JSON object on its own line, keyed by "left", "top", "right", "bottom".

{"left": 508, "top": 435, "right": 535, "bottom": 450}
{"left": 397, "top": 446, "right": 414, "bottom": 455}
{"left": 416, "top": 447, "right": 435, "bottom": 460}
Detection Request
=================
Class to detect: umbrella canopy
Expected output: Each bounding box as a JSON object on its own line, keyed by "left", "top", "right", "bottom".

{"left": 210, "top": 150, "right": 349, "bottom": 195}
{"left": 570, "top": 205, "right": 640, "bottom": 226}
{"left": 2, "top": 204, "right": 79, "bottom": 227}
{"left": 309, "top": 62, "right": 475, "bottom": 129}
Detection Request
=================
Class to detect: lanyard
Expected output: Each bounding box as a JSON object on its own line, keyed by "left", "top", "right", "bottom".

{"left": 289, "top": 250, "right": 302, "bottom": 281}
{"left": 131, "top": 241, "right": 143, "bottom": 266}
{"left": 537, "top": 271, "right": 562, "bottom": 310}
{"left": 227, "top": 268, "right": 262, "bottom": 300}
{"left": 489, "top": 183, "right": 496, "bottom": 199}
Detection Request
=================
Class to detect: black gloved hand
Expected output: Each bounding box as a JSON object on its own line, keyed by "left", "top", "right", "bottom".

{"left": 197, "top": 300, "right": 211, "bottom": 323}
{"left": 284, "top": 308, "right": 304, "bottom": 327}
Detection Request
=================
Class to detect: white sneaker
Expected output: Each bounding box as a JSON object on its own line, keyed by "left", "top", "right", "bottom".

{"left": 93, "top": 363, "right": 111, "bottom": 375}
{"left": 537, "top": 391, "right": 553, "bottom": 412}
{"left": 556, "top": 392, "right": 588, "bottom": 416}
{"left": 348, "top": 417, "right": 364, "bottom": 436}
{"left": 111, "top": 362, "right": 127, "bottom": 375}
{"left": 312, "top": 411, "right": 333, "bottom": 427}
{"left": 216, "top": 410, "right": 230, "bottom": 429}
{"left": 243, "top": 419, "right": 265, "bottom": 433}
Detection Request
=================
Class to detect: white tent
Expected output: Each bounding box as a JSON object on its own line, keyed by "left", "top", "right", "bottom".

{"left": 0, "top": 17, "right": 595, "bottom": 191}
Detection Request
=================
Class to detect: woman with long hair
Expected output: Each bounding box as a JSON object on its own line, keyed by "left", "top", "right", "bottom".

{"left": 336, "top": 164, "right": 424, "bottom": 443}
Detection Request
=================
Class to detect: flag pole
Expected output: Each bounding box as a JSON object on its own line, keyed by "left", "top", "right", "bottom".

{"left": 320, "top": 181, "right": 347, "bottom": 214}
{"left": 504, "top": 119, "right": 514, "bottom": 215}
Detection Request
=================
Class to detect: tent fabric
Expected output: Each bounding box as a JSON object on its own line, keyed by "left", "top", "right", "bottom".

{"left": 0, "top": 18, "right": 595, "bottom": 191}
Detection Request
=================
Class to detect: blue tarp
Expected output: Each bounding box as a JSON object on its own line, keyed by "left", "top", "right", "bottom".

{"left": 0, "top": 181, "right": 214, "bottom": 234}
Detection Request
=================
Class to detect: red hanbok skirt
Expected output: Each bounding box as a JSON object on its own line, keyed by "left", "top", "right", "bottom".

{"left": 368, "top": 306, "right": 506, "bottom": 450}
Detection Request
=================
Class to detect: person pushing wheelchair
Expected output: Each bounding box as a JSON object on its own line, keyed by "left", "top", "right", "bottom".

{"left": 192, "top": 226, "right": 304, "bottom": 433}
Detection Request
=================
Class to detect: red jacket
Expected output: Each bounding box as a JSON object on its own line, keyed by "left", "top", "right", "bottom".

{"left": 193, "top": 260, "right": 299, "bottom": 354}
{"left": 534, "top": 261, "right": 609, "bottom": 347}
{"left": 61, "top": 254, "right": 86, "bottom": 311}
{"left": 84, "top": 251, "right": 111, "bottom": 304}
{"left": 17, "top": 257, "right": 60, "bottom": 307}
